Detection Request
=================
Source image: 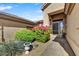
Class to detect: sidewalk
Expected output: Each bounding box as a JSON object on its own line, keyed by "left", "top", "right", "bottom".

{"left": 41, "top": 40, "right": 68, "bottom": 56}
{"left": 23, "top": 34, "right": 69, "bottom": 56}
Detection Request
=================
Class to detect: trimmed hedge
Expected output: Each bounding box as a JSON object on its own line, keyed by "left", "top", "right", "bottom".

{"left": 15, "top": 29, "right": 35, "bottom": 43}
{"left": 15, "top": 28, "right": 51, "bottom": 43}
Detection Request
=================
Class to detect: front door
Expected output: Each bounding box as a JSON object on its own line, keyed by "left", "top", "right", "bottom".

{"left": 53, "top": 21, "right": 63, "bottom": 35}
{"left": 53, "top": 22, "right": 59, "bottom": 34}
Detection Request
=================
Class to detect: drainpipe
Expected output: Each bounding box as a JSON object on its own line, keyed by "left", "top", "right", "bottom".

{"left": 2, "top": 25, "right": 5, "bottom": 42}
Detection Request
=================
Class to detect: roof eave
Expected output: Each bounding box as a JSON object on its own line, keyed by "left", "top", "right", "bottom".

{"left": 0, "top": 12, "right": 35, "bottom": 26}
{"left": 41, "top": 3, "right": 51, "bottom": 11}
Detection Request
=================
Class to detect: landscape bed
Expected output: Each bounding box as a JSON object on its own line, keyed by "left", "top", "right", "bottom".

{"left": 0, "top": 25, "right": 51, "bottom": 56}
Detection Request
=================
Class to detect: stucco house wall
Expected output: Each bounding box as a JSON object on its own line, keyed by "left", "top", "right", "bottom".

{"left": 43, "top": 3, "right": 64, "bottom": 26}
{"left": 0, "top": 12, "right": 35, "bottom": 42}
{"left": 42, "top": 3, "right": 79, "bottom": 55}
{"left": 0, "top": 19, "right": 30, "bottom": 27}
{"left": 0, "top": 19, "right": 27, "bottom": 42}
{"left": 43, "top": 12, "right": 50, "bottom": 26}
{"left": 44, "top": 3, "right": 64, "bottom": 13}
{"left": 0, "top": 26, "right": 24, "bottom": 42}
{"left": 66, "top": 3, "right": 79, "bottom": 55}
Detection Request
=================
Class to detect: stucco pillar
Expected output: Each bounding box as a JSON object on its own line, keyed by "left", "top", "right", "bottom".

{"left": 63, "top": 15, "right": 66, "bottom": 34}
{"left": 43, "top": 12, "right": 50, "bottom": 26}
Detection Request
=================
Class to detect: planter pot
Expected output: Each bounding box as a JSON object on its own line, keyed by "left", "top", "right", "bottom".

{"left": 24, "top": 46, "right": 30, "bottom": 51}
{"left": 24, "top": 42, "right": 32, "bottom": 51}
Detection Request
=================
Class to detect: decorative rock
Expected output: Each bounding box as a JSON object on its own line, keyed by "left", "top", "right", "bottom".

{"left": 25, "top": 51, "right": 29, "bottom": 55}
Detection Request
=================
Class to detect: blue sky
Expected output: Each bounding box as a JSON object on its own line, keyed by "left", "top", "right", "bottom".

{"left": 0, "top": 3, "right": 43, "bottom": 22}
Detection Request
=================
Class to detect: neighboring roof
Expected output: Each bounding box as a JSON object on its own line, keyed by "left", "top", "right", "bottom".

{"left": 35, "top": 20, "right": 43, "bottom": 25}
{"left": 41, "top": 3, "right": 51, "bottom": 11}
{"left": 0, "top": 12, "right": 35, "bottom": 27}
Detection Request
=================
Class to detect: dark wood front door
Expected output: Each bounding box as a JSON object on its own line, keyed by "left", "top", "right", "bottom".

{"left": 53, "top": 22, "right": 59, "bottom": 34}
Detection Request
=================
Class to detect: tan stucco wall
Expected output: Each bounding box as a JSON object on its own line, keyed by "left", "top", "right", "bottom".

{"left": 66, "top": 3, "right": 79, "bottom": 55}
{"left": 0, "top": 26, "right": 25, "bottom": 42}
{"left": 44, "top": 3, "right": 65, "bottom": 13}
{"left": 43, "top": 3, "right": 64, "bottom": 26}
{"left": 43, "top": 12, "right": 50, "bottom": 26}
{"left": 0, "top": 19, "right": 29, "bottom": 42}
{"left": 0, "top": 19, "right": 31, "bottom": 27}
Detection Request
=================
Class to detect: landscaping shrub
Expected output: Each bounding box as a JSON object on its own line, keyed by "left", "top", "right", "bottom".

{"left": 15, "top": 26, "right": 51, "bottom": 43}
{"left": 32, "top": 25, "right": 51, "bottom": 43}
{"left": 15, "top": 29, "right": 35, "bottom": 43}
{"left": 0, "top": 43, "right": 8, "bottom": 56}
{"left": 0, "top": 42, "right": 16, "bottom": 56}
{"left": 33, "top": 29, "right": 50, "bottom": 43}
{"left": 35, "top": 34, "right": 49, "bottom": 43}
{"left": 0, "top": 40, "right": 25, "bottom": 56}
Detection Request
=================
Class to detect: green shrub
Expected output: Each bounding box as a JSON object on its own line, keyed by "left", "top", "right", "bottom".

{"left": 0, "top": 43, "right": 8, "bottom": 56}
{"left": 16, "top": 28, "right": 51, "bottom": 43}
{"left": 33, "top": 29, "right": 51, "bottom": 43}
{"left": 0, "top": 40, "right": 25, "bottom": 56}
{"left": 35, "top": 35, "right": 49, "bottom": 43}
{"left": 15, "top": 29, "right": 35, "bottom": 42}
{"left": 0, "top": 42, "right": 16, "bottom": 56}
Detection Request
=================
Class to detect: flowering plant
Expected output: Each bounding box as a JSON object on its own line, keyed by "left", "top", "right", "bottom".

{"left": 32, "top": 25, "right": 51, "bottom": 43}
{"left": 32, "top": 25, "right": 49, "bottom": 31}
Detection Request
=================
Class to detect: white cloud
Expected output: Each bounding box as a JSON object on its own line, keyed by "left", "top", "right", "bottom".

{"left": 0, "top": 6, "right": 12, "bottom": 11}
